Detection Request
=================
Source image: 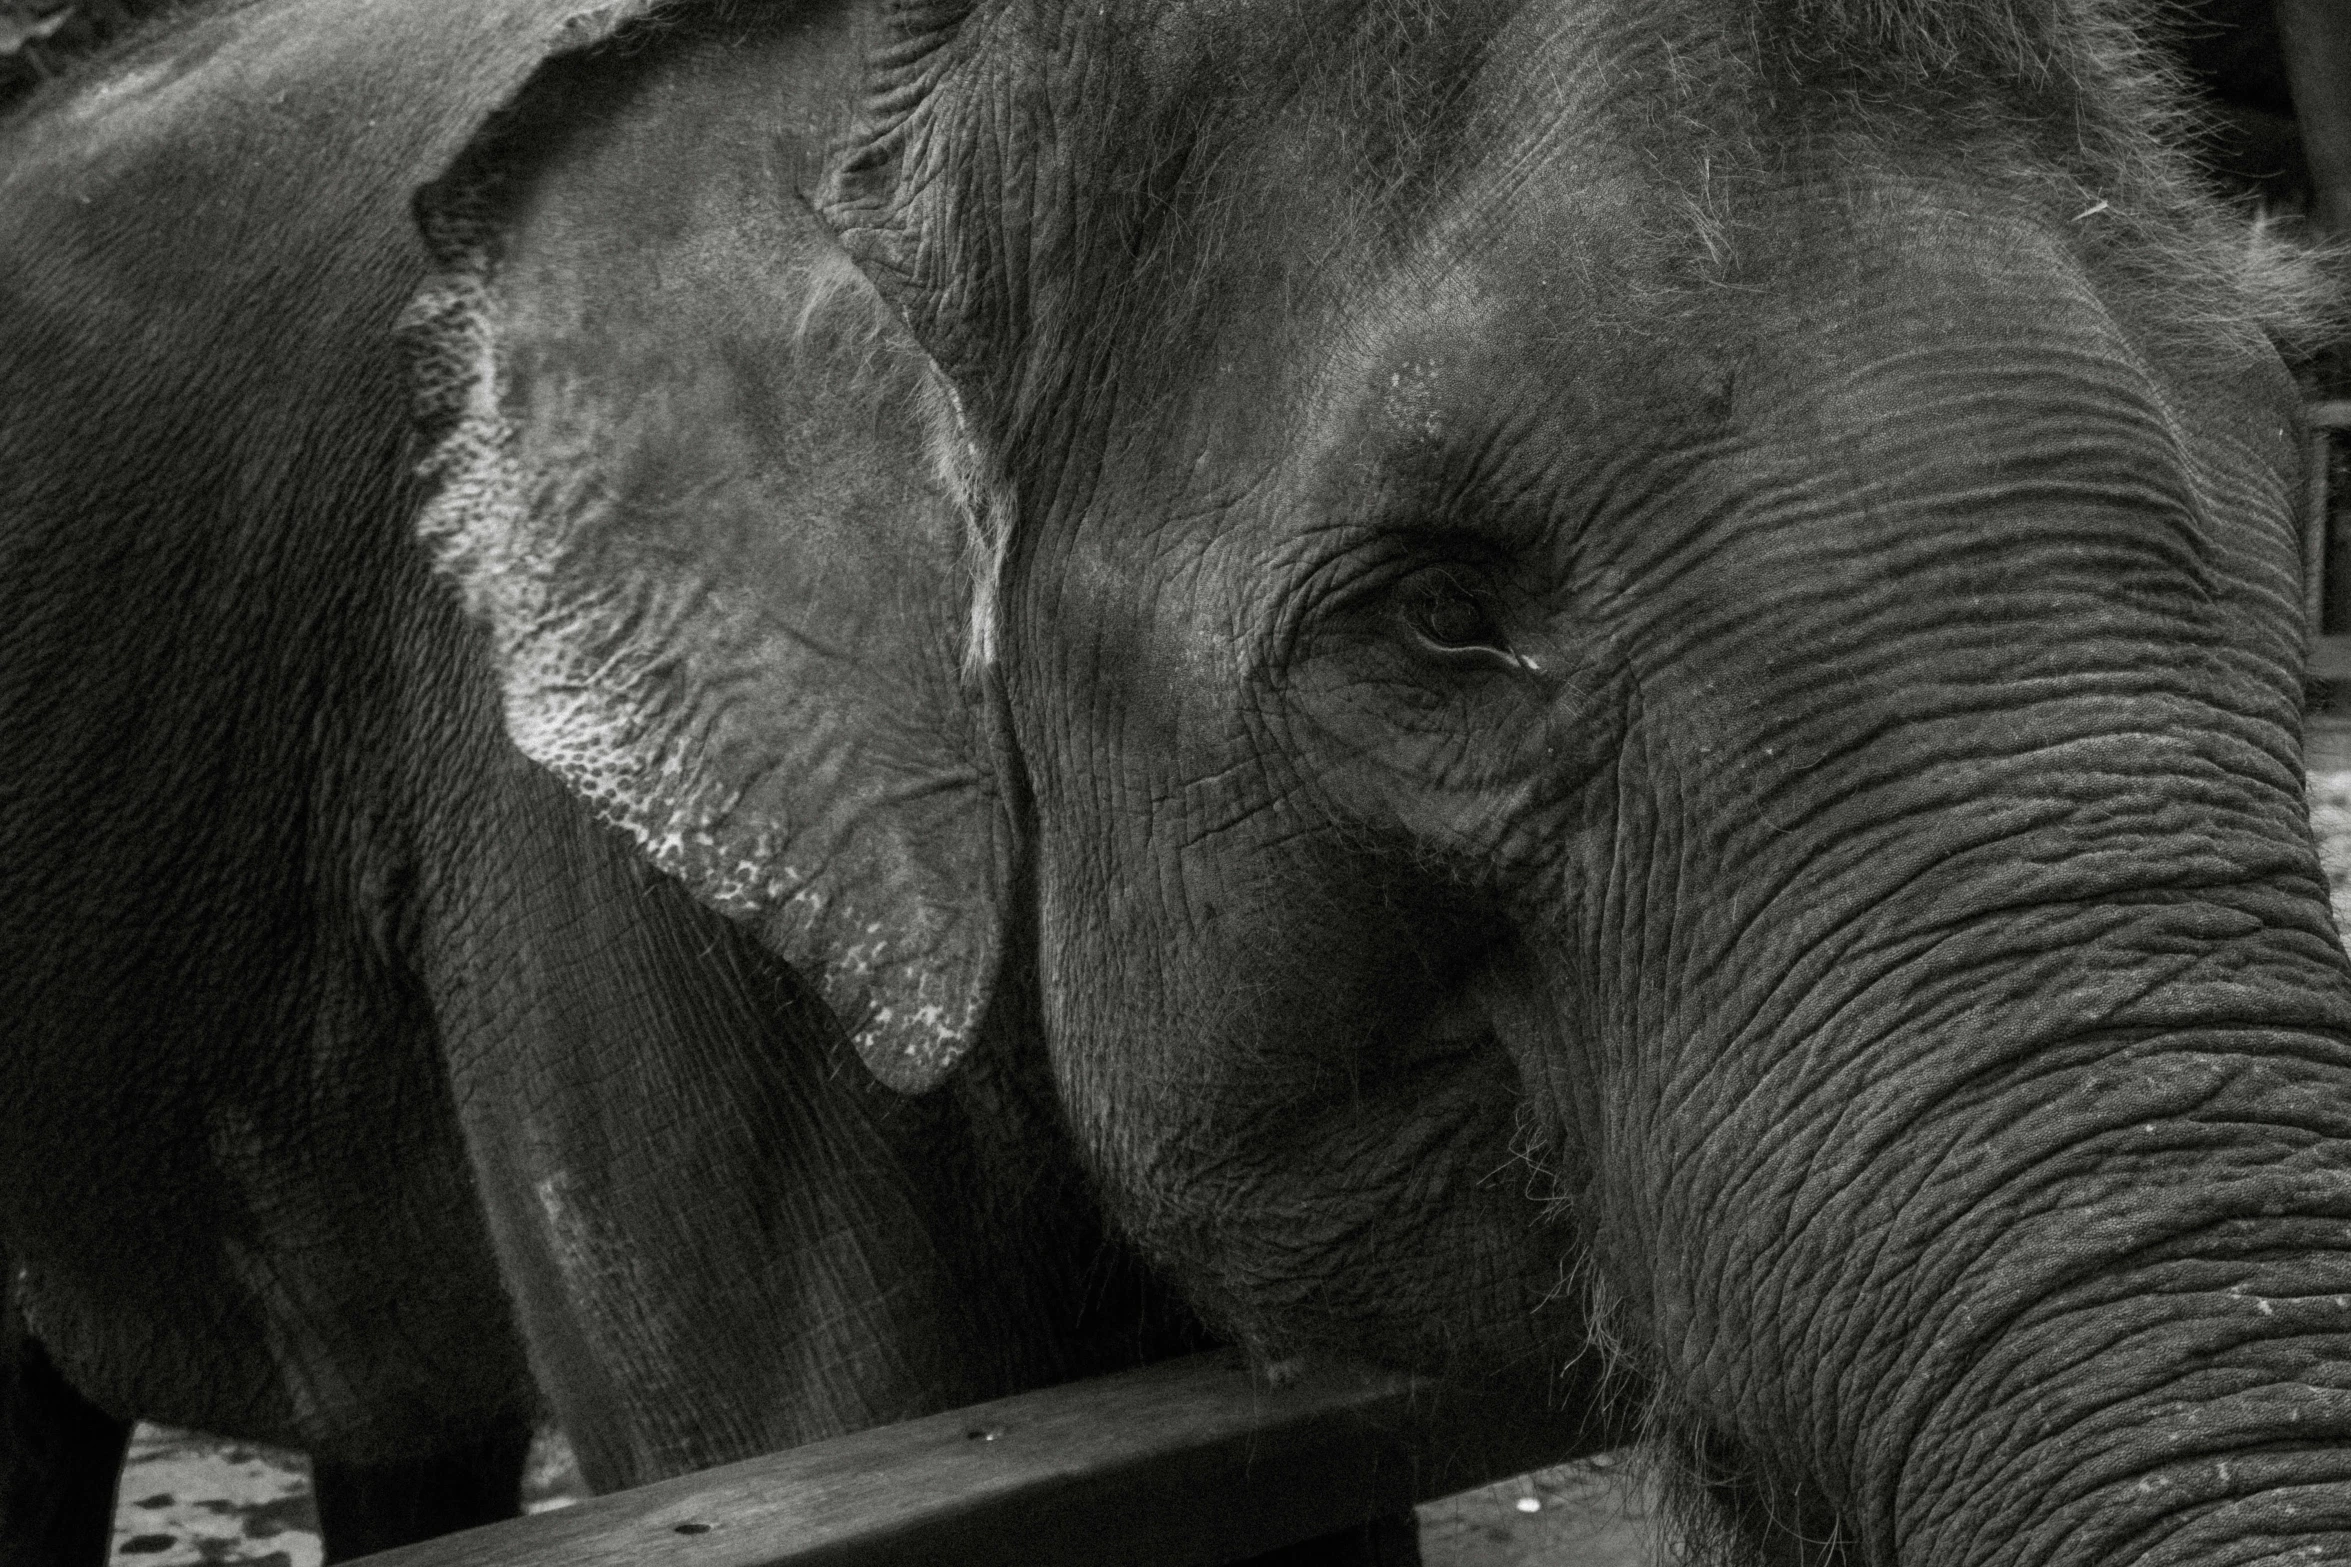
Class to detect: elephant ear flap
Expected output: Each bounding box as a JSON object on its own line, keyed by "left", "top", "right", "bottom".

{"left": 403, "top": 15, "right": 1010, "bottom": 1092}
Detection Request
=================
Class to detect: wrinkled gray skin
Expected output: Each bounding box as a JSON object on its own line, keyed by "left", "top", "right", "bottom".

{"left": 7, "top": 1, "right": 2351, "bottom": 1565}
{"left": 0, "top": 5, "right": 1241, "bottom": 1563}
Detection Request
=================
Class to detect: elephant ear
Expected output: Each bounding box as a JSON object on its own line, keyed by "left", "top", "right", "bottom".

{"left": 404, "top": 4, "right": 1009, "bottom": 1092}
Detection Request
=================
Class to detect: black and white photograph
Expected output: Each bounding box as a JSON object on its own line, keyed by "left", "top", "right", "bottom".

{"left": 3, "top": 0, "right": 2349, "bottom": 1563}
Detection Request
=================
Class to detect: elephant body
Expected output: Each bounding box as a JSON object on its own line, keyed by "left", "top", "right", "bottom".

{"left": 0, "top": 4, "right": 1209, "bottom": 1560}
{"left": 7, "top": 2, "right": 2351, "bottom": 1566}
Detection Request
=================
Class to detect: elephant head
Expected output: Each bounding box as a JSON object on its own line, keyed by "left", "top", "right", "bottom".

{"left": 411, "top": 0, "right": 2351, "bottom": 1560}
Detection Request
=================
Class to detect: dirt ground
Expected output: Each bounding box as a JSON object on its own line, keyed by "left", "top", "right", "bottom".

{"left": 106, "top": 737, "right": 2351, "bottom": 1566}
{"left": 109, "top": 1426, "right": 584, "bottom": 1567}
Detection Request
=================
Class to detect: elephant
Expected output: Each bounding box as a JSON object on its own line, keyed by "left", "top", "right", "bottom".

{"left": 0, "top": 5, "right": 1242, "bottom": 1562}
{"left": 6, "top": 0, "right": 2351, "bottom": 1565}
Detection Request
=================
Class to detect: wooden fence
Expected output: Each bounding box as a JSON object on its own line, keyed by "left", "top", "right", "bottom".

{"left": 2307, "top": 400, "right": 2351, "bottom": 679}
{"left": 361, "top": 1350, "right": 1588, "bottom": 1567}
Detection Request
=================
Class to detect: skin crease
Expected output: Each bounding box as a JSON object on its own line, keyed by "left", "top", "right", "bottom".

{"left": 3, "top": 4, "right": 2348, "bottom": 1567}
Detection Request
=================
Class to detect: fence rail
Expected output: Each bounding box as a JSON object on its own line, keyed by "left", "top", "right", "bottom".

{"left": 360, "top": 1350, "right": 1588, "bottom": 1567}
{"left": 2307, "top": 401, "right": 2351, "bottom": 681}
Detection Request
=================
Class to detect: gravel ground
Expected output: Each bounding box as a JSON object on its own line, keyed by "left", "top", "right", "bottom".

{"left": 110, "top": 1427, "right": 583, "bottom": 1567}
{"left": 112, "top": 1428, "right": 317, "bottom": 1567}
{"left": 106, "top": 744, "right": 2351, "bottom": 1567}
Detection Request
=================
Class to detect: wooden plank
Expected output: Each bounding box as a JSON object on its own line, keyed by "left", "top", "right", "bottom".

{"left": 2307, "top": 426, "right": 2330, "bottom": 631}
{"left": 2312, "top": 635, "right": 2351, "bottom": 684}
{"left": 360, "top": 1351, "right": 1591, "bottom": 1567}
{"left": 2312, "top": 405, "right": 2349, "bottom": 635}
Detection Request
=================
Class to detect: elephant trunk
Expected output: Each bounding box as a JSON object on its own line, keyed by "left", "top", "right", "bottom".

{"left": 1800, "top": 1024, "right": 2351, "bottom": 1567}
{"left": 1562, "top": 228, "right": 2351, "bottom": 1562}
{"left": 1607, "top": 902, "right": 2351, "bottom": 1564}
{"left": 1626, "top": 651, "right": 2351, "bottom": 1552}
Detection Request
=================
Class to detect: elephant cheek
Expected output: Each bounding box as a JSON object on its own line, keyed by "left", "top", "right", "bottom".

{"left": 1032, "top": 857, "right": 1598, "bottom": 1384}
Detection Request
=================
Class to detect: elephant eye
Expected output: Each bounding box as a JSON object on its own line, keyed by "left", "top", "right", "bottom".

{"left": 1400, "top": 570, "right": 1511, "bottom": 659}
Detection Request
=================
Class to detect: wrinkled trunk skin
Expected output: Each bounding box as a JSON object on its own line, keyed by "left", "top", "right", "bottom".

{"left": 1552, "top": 218, "right": 2351, "bottom": 1565}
